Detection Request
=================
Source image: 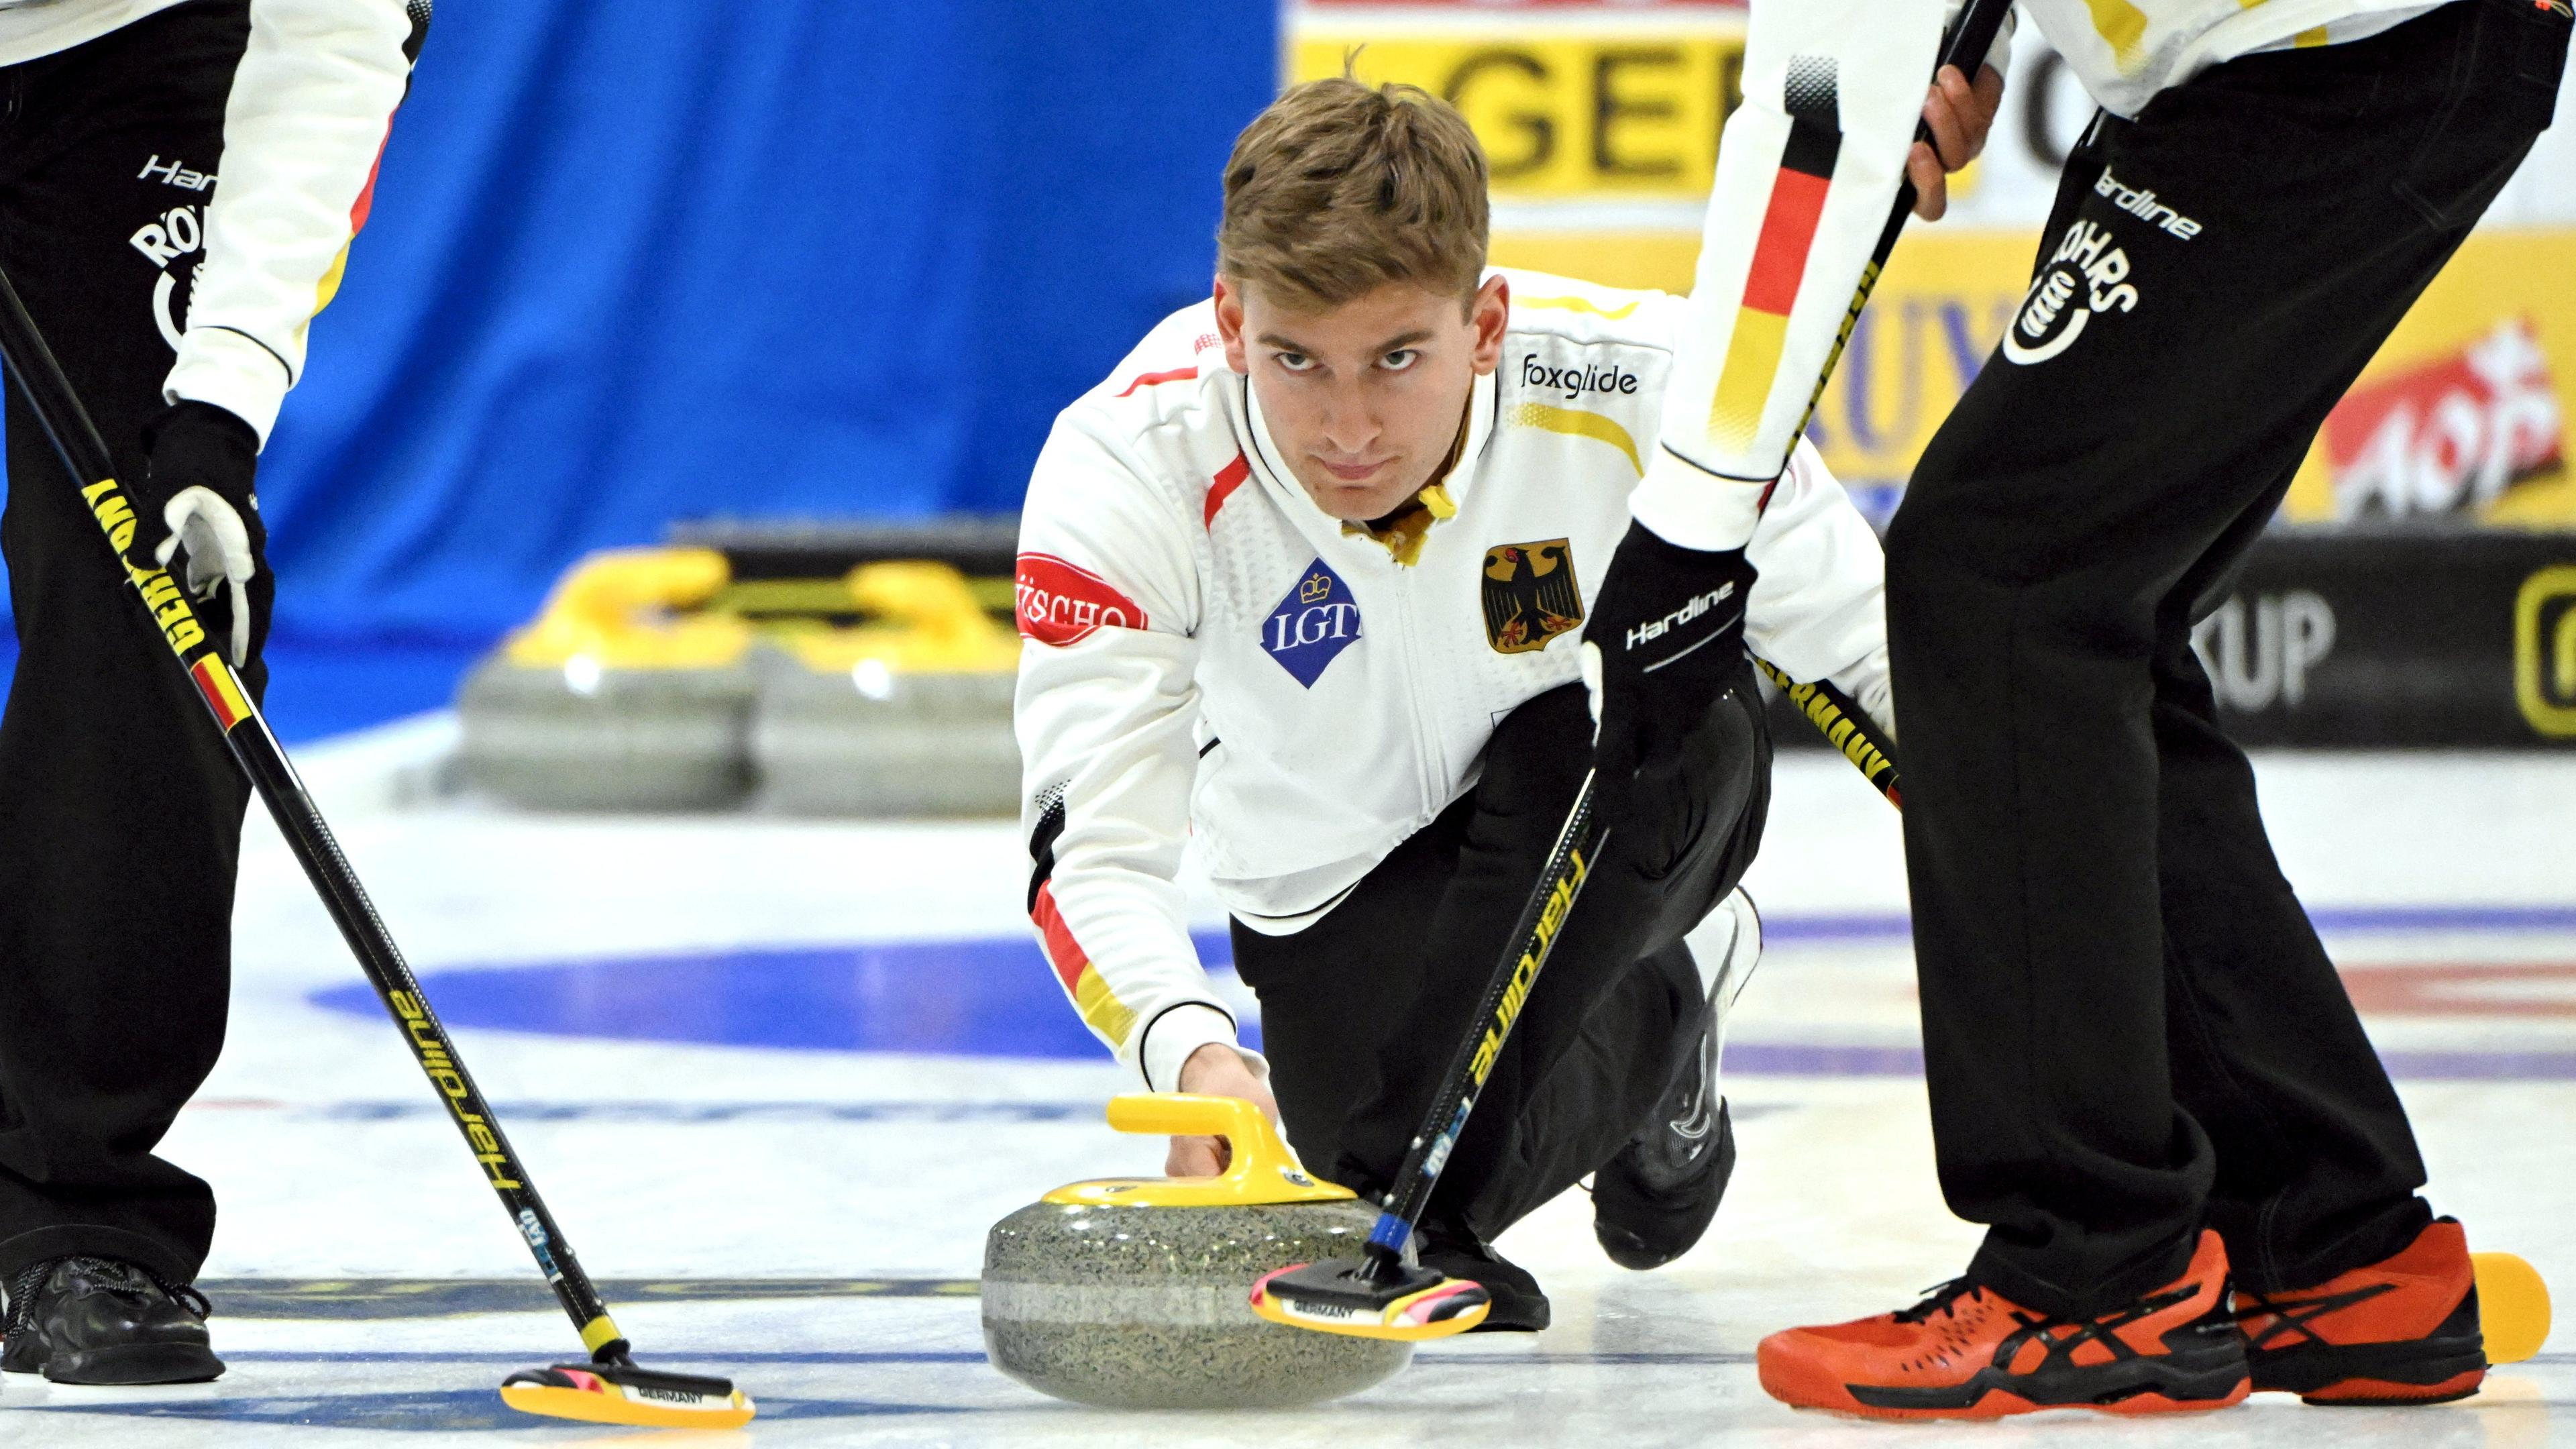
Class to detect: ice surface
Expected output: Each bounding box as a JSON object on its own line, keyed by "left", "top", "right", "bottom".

{"left": 7, "top": 730, "right": 2569, "bottom": 1444}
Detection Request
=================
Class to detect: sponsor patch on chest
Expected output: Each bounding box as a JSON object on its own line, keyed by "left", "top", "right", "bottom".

{"left": 1482, "top": 540, "right": 1584, "bottom": 655}
{"left": 1262, "top": 559, "right": 1362, "bottom": 687}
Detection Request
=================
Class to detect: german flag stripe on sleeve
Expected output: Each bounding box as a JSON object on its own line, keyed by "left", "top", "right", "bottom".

{"left": 1708, "top": 57, "right": 1843, "bottom": 453}
{"left": 1032, "top": 881, "right": 1138, "bottom": 1046}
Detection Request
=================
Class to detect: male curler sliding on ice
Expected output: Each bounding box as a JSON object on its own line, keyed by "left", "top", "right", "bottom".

{"left": 0, "top": 0, "right": 426, "bottom": 1387}
{"left": 1013, "top": 75, "right": 1990, "bottom": 1332}
{"left": 1579, "top": 0, "right": 2566, "bottom": 1419}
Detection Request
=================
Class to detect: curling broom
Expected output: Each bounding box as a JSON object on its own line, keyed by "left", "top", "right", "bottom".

{"left": 0, "top": 265, "right": 753, "bottom": 1430}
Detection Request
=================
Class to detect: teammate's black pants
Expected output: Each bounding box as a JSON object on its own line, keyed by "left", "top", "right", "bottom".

{"left": 0, "top": 0, "right": 263, "bottom": 1288}
{"left": 1884, "top": 0, "right": 2566, "bottom": 1320}
{"left": 1233, "top": 672, "right": 1769, "bottom": 1242}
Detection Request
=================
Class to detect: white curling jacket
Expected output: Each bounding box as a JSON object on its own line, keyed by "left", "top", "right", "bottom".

{"left": 0, "top": 0, "right": 422, "bottom": 443}
{"left": 1015, "top": 269, "right": 1894, "bottom": 1093}
{"left": 2017, "top": 0, "right": 2444, "bottom": 119}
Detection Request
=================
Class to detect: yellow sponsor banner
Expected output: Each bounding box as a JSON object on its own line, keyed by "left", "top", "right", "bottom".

{"left": 1493, "top": 228, "right": 2576, "bottom": 523}
{"left": 1293, "top": 32, "right": 1744, "bottom": 199}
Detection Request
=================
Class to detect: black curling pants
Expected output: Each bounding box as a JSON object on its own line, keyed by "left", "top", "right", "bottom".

{"left": 1882, "top": 0, "right": 2566, "bottom": 1320}
{"left": 0, "top": 0, "right": 264, "bottom": 1287}
{"left": 1232, "top": 670, "right": 1770, "bottom": 1244}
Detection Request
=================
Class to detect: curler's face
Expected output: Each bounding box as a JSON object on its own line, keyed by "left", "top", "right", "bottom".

{"left": 1216, "top": 274, "right": 1507, "bottom": 523}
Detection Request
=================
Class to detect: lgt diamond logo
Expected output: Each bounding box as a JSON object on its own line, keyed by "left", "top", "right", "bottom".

{"left": 1261, "top": 558, "right": 1362, "bottom": 687}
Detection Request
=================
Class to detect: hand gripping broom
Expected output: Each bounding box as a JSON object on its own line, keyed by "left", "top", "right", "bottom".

{"left": 0, "top": 266, "right": 753, "bottom": 1430}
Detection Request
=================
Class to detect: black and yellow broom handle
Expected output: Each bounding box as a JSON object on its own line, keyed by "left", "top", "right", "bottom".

{"left": 0, "top": 265, "right": 633, "bottom": 1368}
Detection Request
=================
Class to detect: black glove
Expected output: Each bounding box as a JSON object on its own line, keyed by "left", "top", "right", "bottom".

{"left": 138, "top": 400, "right": 265, "bottom": 665}
{"left": 1582, "top": 520, "right": 1758, "bottom": 798}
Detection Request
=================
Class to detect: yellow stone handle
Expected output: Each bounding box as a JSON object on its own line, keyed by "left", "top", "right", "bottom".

{"left": 502, "top": 546, "right": 749, "bottom": 669}
{"left": 845, "top": 561, "right": 1004, "bottom": 645}
{"left": 1104, "top": 1091, "right": 1275, "bottom": 1142}
{"left": 1039, "top": 1094, "right": 1356, "bottom": 1208}
{"left": 776, "top": 560, "right": 1020, "bottom": 674}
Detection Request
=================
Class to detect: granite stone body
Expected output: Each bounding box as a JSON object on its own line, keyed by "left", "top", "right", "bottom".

{"left": 750, "top": 656, "right": 1017, "bottom": 817}
{"left": 982, "top": 1198, "right": 1411, "bottom": 1409}
{"left": 457, "top": 656, "right": 755, "bottom": 810}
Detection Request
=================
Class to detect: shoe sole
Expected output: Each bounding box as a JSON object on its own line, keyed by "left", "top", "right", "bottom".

{"left": 1791, "top": 1385, "right": 2253, "bottom": 1422}
{"left": 1780, "top": 1381, "right": 2253, "bottom": 1421}
{"left": 1594, "top": 1102, "right": 1735, "bottom": 1271}
{"left": 2249, "top": 1313, "right": 2487, "bottom": 1403}
{"left": 1774, "top": 1346, "right": 2251, "bottom": 1421}
{"left": 1462, "top": 1303, "right": 1552, "bottom": 1333}
{"left": 43, "top": 1343, "right": 226, "bottom": 1385}
{"left": 2294, "top": 1368, "right": 2485, "bottom": 1405}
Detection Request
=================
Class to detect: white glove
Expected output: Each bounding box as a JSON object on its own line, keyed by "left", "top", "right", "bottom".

{"left": 155, "top": 486, "right": 258, "bottom": 666}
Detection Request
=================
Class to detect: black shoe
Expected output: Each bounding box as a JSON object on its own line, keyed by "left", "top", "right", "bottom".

{"left": 1415, "top": 1225, "right": 1550, "bottom": 1332}
{"left": 1594, "top": 888, "right": 1758, "bottom": 1271}
{"left": 1, "top": 1256, "right": 224, "bottom": 1384}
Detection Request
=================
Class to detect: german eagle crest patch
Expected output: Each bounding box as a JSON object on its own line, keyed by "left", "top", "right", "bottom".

{"left": 1481, "top": 539, "right": 1583, "bottom": 655}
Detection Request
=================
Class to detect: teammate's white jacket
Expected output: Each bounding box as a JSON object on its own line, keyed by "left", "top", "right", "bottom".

{"left": 1631, "top": 0, "right": 2447, "bottom": 554}
{"left": 1016, "top": 270, "right": 1893, "bottom": 1093}
{"left": 0, "top": 0, "right": 420, "bottom": 443}
{"left": 2017, "top": 0, "right": 2436, "bottom": 118}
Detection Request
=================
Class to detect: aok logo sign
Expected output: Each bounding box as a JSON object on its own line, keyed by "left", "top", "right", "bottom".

{"left": 2516, "top": 566, "right": 2576, "bottom": 738}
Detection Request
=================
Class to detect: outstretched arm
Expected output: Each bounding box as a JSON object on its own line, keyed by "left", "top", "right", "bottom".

{"left": 1015, "top": 416, "right": 1275, "bottom": 1174}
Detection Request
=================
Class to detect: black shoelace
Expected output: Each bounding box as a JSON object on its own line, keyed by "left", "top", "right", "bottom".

{"left": 1, "top": 1255, "right": 211, "bottom": 1335}
{"left": 1890, "top": 1277, "right": 1986, "bottom": 1325}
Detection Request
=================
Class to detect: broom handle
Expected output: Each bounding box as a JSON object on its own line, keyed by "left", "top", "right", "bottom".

{"left": 0, "top": 264, "right": 635, "bottom": 1369}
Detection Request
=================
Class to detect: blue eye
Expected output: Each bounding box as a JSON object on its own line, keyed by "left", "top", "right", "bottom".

{"left": 1381, "top": 350, "right": 1419, "bottom": 372}
{"left": 1275, "top": 352, "right": 1316, "bottom": 374}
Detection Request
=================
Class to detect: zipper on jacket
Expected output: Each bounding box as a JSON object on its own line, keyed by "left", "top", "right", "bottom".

{"left": 1381, "top": 559, "right": 1446, "bottom": 814}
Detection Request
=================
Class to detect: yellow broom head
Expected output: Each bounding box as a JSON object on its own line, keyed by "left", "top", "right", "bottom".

{"left": 499, "top": 1362, "right": 755, "bottom": 1429}
{"left": 1250, "top": 1259, "right": 1491, "bottom": 1341}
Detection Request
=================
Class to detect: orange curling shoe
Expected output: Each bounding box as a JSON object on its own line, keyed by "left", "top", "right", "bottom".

{"left": 1757, "top": 1230, "right": 2250, "bottom": 1420}
{"left": 2237, "top": 1217, "right": 2486, "bottom": 1405}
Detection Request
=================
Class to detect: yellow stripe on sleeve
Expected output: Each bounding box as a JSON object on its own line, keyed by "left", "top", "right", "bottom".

{"left": 1707, "top": 309, "right": 1789, "bottom": 454}
{"left": 1071, "top": 969, "right": 1137, "bottom": 1046}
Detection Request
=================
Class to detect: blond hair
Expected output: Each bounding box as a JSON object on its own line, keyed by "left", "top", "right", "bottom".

{"left": 1218, "top": 76, "right": 1491, "bottom": 314}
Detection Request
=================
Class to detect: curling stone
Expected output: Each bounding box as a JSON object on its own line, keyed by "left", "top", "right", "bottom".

{"left": 983, "top": 1095, "right": 1413, "bottom": 1409}
{"left": 750, "top": 560, "right": 1021, "bottom": 817}
{"left": 458, "top": 547, "right": 757, "bottom": 810}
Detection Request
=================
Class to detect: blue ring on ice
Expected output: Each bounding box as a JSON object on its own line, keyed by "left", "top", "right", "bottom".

{"left": 309, "top": 931, "right": 1259, "bottom": 1059}
{"left": 304, "top": 910, "right": 2576, "bottom": 1075}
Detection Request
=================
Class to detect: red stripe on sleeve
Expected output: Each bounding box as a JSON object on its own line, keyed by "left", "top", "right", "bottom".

{"left": 1739, "top": 168, "right": 1832, "bottom": 317}
{"left": 348, "top": 125, "right": 393, "bottom": 234}
{"left": 1030, "top": 882, "right": 1089, "bottom": 994}
{"left": 1118, "top": 366, "right": 1199, "bottom": 398}
{"left": 1203, "top": 453, "right": 1250, "bottom": 529}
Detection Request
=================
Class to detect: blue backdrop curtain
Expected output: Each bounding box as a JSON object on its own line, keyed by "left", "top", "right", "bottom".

{"left": 12, "top": 0, "right": 1275, "bottom": 648}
